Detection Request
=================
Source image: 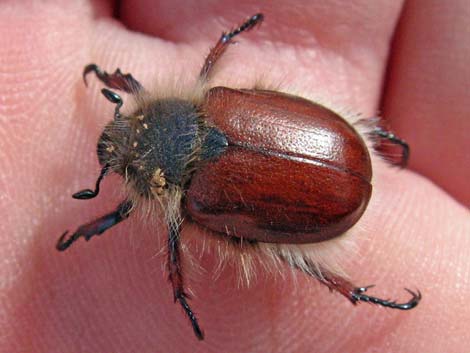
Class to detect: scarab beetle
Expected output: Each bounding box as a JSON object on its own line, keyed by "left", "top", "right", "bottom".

{"left": 57, "top": 14, "right": 421, "bottom": 340}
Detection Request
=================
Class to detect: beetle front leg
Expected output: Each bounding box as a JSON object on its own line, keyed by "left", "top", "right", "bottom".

{"left": 56, "top": 200, "right": 133, "bottom": 251}
{"left": 199, "top": 13, "right": 263, "bottom": 82}
{"left": 168, "top": 220, "right": 204, "bottom": 340}
{"left": 83, "top": 63, "right": 144, "bottom": 94}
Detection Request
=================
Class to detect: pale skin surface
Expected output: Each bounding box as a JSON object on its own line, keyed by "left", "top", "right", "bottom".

{"left": 1, "top": 0, "right": 469, "bottom": 352}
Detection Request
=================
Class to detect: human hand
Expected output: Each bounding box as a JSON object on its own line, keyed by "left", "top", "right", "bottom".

{"left": 1, "top": 1, "right": 468, "bottom": 352}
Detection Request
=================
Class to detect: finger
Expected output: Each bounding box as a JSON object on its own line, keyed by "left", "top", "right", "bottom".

{"left": 119, "top": 0, "right": 404, "bottom": 113}
{"left": 6, "top": 1, "right": 469, "bottom": 353}
{"left": 381, "top": 0, "right": 470, "bottom": 207}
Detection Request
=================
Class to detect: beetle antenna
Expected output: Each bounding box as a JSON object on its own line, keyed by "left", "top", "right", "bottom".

{"left": 101, "top": 88, "right": 124, "bottom": 121}
{"left": 352, "top": 287, "right": 422, "bottom": 310}
{"left": 72, "top": 164, "right": 109, "bottom": 200}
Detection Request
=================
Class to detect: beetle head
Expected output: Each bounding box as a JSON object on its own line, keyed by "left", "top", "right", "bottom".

{"left": 97, "top": 99, "right": 202, "bottom": 199}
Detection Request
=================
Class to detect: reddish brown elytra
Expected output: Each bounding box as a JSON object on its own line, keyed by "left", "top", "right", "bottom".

{"left": 57, "top": 13, "right": 421, "bottom": 340}
{"left": 188, "top": 88, "right": 373, "bottom": 244}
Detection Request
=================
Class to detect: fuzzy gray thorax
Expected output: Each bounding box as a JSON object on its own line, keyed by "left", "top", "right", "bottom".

{"left": 97, "top": 98, "right": 227, "bottom": 198}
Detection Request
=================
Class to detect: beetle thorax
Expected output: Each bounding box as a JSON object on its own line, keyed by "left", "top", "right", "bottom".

{"left": 97, "top": 99, "right": 202, "bottom": 198}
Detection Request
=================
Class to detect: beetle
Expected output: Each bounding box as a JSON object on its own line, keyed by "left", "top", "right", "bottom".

{"left": 56, "top": 13, "right": 421, "bottom": 340}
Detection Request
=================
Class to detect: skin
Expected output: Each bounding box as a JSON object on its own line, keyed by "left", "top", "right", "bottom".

{"left": 0, "top": 0, "right": 469, "bottom": 352}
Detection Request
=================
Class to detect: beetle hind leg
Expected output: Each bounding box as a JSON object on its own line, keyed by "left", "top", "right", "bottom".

{"left": 168, "top": 221, "right": 204, "bottom": 340}
{"left": 319, "top": 272, "right": 421, "bottom": 310}
{"left": 289, "top": 258, "right": 421, "bottom": 310}
{"left": 351, "top": 286, "right": 422, "bottom": 310}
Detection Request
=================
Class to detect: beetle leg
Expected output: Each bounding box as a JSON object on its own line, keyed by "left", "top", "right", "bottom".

{"left": 167, "top": 220, "right": 204, "bottom": 340}
{"left": 83, "top": 63, "right": 144, "bottom": 94}
{"left": 351, "top": 286, "right": 422, "bottom": 310}
{"left": 285, "top": 257, "right": 421, "bottom": 310}
{"left": 314, "top": 268, "right": 421, "bottom": 310}
{"left": 373, "top": 127, "right": 410, "bottom": 167}
{"left": 199, "top": 13, "right": 264, "bottom": 82}
{"left": 56, "top": 200, "right": 133, "bottom": 251}
{"left": 168, "top": 220, "right": 204, "bottom": 340}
